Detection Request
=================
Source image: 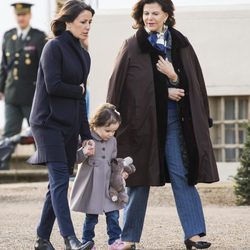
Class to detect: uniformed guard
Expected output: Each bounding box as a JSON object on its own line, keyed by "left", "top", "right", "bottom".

{"left": 0, "top": 2, "right": 47, "bottom": 169}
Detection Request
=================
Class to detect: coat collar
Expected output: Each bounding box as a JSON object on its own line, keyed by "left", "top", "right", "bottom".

{"left": 59, "top": 31, "right": 89, "bottom": 82}
{"left": 61, "top": 30, "right": 81, "bottom": 45}
{"left": 91, "top": 130, "right": 104, "bottom": 142}
{"left": 136, "top": 27, "right": 189, "bottom": 54}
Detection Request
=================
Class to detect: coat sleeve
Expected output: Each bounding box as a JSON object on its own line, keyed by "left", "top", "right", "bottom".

{"left": 79, "top": 95, "right": 92, "bottom": 141}
{"left": 0, "top": 34, "right": 7, "bottom": 93}
{"left": 106, "top": 40, "right": 130, "bottom": 110}
{"left": 189, "top": 45, "right": 213, "bottom": 127}
{"left": 79, "top": 49, "right": 92, "bottom": 141}
{"left": 41, "top": 41, "right": 83, "bottom": 99}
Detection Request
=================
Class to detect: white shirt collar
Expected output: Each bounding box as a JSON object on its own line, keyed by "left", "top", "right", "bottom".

{"left": 17, "top": 26, "right": 31, "bottom": 39}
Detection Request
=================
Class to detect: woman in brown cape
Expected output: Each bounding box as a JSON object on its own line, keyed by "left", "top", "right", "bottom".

{"left": 107, "top": 0, "right": 219, "bottom": 249}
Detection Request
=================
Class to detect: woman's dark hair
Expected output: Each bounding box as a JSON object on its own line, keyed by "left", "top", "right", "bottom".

{"left": 51, "top": 0, "right": 95, "bottom": 36}
{"left": 90, "top": 103, "right": 121, "bottom": 130}
{"left": 132, "top": 0, "right": 175, "bottom": 29}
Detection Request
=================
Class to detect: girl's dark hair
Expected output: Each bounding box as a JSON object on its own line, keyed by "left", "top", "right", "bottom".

{"left": 51, "top": 0, "right": 95, "bottom": 36}
{"left": 132, "top": 0, "right": 175, "bottom": 29}
{"left": 90, "top": 103, "right": 121, "bottom": 130}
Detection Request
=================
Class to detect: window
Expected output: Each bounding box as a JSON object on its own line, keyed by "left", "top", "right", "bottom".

{"left": 209, "top": 96, "right": 250, "bottom": 162}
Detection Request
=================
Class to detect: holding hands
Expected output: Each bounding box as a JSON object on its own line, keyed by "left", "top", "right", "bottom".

{"left": 82, "top": 139, "right": 95, "bottom": 156}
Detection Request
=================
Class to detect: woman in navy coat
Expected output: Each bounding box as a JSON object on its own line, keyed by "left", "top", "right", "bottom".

{"left": 28, "top": 1, "right": 95, "bottom": 250}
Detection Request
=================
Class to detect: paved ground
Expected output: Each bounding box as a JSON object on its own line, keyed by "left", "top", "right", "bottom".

{"left": 0, "top": 182, "right": 249, "bottom": 250}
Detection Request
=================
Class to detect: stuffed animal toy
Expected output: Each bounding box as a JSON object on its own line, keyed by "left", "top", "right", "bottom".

{"left": 109, "top": 156, "right": 136, "bottom": 204}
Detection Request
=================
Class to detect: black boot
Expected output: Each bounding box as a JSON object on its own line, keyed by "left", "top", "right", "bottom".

{"left": 64, "top": 236, "right": 93, "bottom": 250}
{"left": 34, "top": 237, "right": 55, "bottom": 250}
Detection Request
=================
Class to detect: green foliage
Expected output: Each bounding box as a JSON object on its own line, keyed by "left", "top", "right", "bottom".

{"left": 234, "top": 125, "right": 250, "bottom": 205}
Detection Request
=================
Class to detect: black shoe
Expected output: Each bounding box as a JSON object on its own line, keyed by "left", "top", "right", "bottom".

{"left": 64, "top": 236, "right": 94, "bottom": 250}
{"left": 184, "top": 239, "right": 211, "bottom": 249}
{"left": 34, "top": 237, "right": 55, "bottom": 250}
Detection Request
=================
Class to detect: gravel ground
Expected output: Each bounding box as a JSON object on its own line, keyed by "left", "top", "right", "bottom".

{"left": 0, "top": 182, "right": 249, "bottom": 250}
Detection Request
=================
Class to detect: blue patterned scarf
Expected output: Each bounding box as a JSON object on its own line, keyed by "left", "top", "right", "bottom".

{"left": 147, "top": 27, "right": 172, "bottom": 61}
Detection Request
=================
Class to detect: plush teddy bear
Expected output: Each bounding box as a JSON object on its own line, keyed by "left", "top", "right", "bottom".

{"left": 109, "top": 156, "right": 136, "bottom": 204}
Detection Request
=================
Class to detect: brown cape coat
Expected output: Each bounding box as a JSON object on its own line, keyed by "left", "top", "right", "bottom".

{"left": 107, "top": 28, "right": 219, "bottom": 186}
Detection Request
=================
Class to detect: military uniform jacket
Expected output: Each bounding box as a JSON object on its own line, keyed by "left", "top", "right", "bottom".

{"left": 0, "top": 27, "right": 46, "bottom": 105}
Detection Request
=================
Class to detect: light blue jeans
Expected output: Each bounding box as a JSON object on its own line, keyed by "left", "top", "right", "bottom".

{"left": 121, "top": 109, "right": 206, "bottom": 242}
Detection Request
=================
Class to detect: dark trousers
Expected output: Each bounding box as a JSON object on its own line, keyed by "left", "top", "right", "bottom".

{"left": 3, "top": 103, "right": 31, "bottom": 137}
{"left": 83, "top": 210, "right": 121, "bottom": 245}
{"left": 0, "top": 103, "right": 31, "bottom": 169}
{"left": 37, "top": 162, "right": 75, "bottom": 239}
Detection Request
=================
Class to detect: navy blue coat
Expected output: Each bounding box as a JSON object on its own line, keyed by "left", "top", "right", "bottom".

{"left": 28, "top": 31, "right": 92, "bottom": 174}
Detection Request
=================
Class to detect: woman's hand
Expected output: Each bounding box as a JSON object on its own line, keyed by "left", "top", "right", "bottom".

{"left": 156, "top": 56, "right": 178, "bottom": 81}
{"left": 82, "top": 139, "right": 95, "bottom": 156}
{"left": 168, "top": 88, "right": 185, "bottom": 102}
{"left": 80, "top": 83, "right": 85, "bottom": 95}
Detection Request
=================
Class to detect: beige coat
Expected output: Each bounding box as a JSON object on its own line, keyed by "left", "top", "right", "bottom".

{"left": 69, "top": 131, "right": 124, "bottom": 214}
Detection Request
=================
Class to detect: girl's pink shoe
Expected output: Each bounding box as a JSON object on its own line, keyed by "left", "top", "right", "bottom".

{"left": 108, "top": 239, "right": 126, "bottom": 250}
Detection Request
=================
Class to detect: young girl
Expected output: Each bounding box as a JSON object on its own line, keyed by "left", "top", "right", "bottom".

{"left": 70, "top": 103, "right": 127, "bottom": 250}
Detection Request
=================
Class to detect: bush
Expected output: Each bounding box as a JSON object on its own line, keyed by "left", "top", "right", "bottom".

{"left": 234, "top": 125, "right": 250, "bottom": 205}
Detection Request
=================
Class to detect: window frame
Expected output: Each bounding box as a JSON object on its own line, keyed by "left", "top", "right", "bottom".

{"left": 209, "top": 96, "right": 250, "bottom": 162}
